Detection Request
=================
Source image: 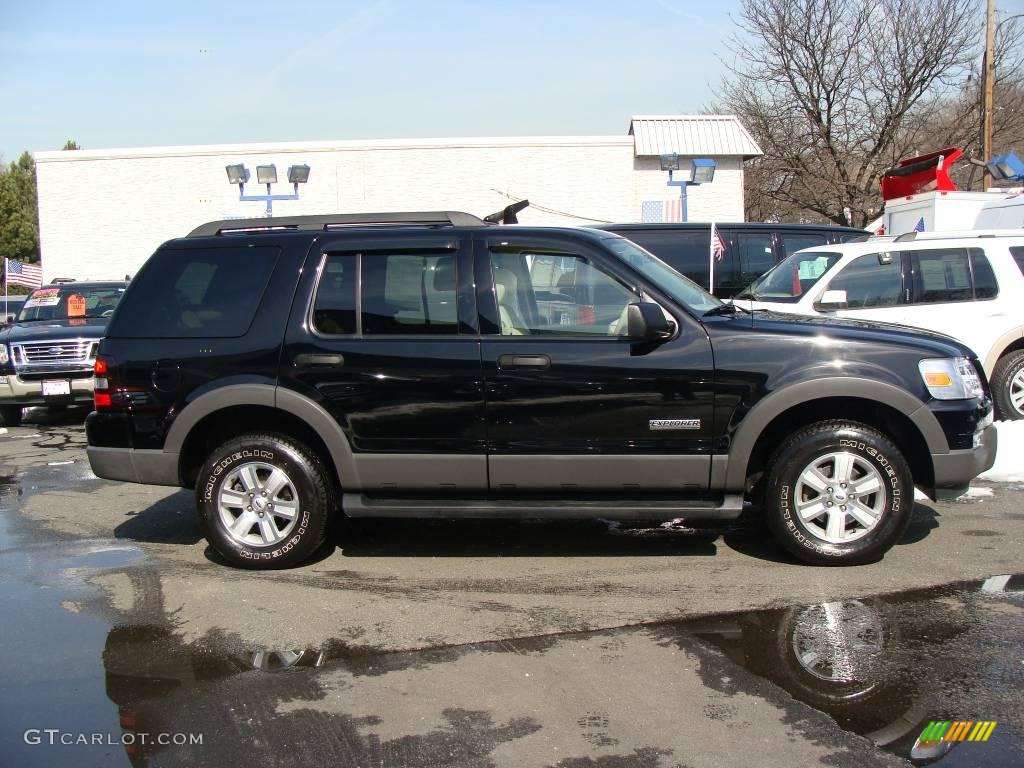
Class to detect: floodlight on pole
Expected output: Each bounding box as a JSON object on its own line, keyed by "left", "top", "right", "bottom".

{"left": 664, "top": 157, "right": 717, "bottom": 222}
{"left": 226, "top": 160, "right": 310, "bottom": 217}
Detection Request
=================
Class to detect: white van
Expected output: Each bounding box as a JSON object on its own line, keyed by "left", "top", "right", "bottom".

{"left": 732, "top": 230, "right": 1024, "bottom": 419}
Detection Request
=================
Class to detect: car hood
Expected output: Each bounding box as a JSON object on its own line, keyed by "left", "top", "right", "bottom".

{"left": 0, "top": 318, "right": 109, "bottom": 343}
{"left": 733, "top": 310, "right": 972, "bottom": 359}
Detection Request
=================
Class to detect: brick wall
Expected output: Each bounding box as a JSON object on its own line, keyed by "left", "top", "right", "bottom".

{"left": 35, "top": 137, "right": 746, "bottom": 281}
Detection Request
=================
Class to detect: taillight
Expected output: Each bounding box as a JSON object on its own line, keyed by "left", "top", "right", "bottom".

{"left": 94, "top": 357, "right": 111, "bottom": 409}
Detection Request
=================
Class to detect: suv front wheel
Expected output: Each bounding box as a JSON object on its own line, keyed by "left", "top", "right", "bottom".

{"left": 764, "top": 421, "right": 913, "bottom": 566}
{"left": 196, "top": 433, "right": 333, "bottom": 569}
{"left": 991, "top": 350, "right": 1024, "bottom": 421}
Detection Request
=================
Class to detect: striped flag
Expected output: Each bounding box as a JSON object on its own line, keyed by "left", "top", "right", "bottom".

{"left": 4, "top": 258, "right": 43, "bottom": 288}
{"left": 641, "top": 199, "right": 682, "bottom": 223}
{"left": 711, "top": 224, "right": 725, "bottom": 261}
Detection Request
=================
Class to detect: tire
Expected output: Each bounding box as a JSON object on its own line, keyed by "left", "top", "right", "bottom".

{"left": 0, "top": 405, "right": 23, "bottom": 427}
{"left": 991, "top": 350, "right": 1024, "bottom": 421}
{"left": 764, "top": 421, "right": 913, "bottom": 566}
{"left": 196, "top": 433, "right": 333, "bottom": 569}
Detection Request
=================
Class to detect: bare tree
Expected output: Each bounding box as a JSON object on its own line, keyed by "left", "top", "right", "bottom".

{"left": 719, "top": 0, "right": 980, "bottom": 226}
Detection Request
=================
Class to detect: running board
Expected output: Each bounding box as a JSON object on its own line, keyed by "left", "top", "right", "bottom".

{"left": 341, "top": 494, "right": 745, "bottom": 521}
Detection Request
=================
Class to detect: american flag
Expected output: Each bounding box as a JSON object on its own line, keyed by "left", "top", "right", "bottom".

{"left": 4, "top": 258, "right": 43, "bottom": 288}
{"left": 641, "top": 199, "right": 682, "bottom": 223}
{"left": 711, "top": 224, "right": 725, "bottom": 261}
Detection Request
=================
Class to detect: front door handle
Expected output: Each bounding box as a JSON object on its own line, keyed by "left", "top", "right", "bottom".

{"left": 498, "top": 354, "right": 550, "bottom": 370}
{"left": 294, "top": 353, "right": 344, "bottom": 366}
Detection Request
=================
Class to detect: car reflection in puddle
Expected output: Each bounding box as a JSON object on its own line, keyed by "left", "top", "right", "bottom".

{"left": 675, "top": 574, "right": 1024, "bottom": 766}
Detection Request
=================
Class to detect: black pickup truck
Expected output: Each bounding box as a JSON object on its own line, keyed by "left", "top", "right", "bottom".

{"left": 85, "top": 212, "right": 995, "bottom": 569}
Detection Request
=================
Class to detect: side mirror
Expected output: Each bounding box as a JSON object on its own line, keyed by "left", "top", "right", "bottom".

{"left": 627, "top": 302, "right": 674, "bottom": 341}
{"left": 814, "top": 289, "right": 848, "bottom": 311}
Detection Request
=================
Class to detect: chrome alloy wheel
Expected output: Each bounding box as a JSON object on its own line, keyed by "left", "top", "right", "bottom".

{"left": 217, "top": 462, "right": 300, "bottom": 547}
{"left": 794, "top": 451, "right": 886, "bottom": 544}
{"left": 1010, "top": 369, "right": 1024, "bottom": 416}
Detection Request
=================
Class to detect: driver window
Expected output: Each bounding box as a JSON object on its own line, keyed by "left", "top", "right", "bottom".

{"left": 489, "top": 248, "right": 639, "bottom": 336}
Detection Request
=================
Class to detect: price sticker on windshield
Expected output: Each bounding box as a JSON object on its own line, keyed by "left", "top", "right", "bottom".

{"left": 67, "top": 294, "right": 87, "bottom": 317}
{"left": 67, "top": 294, "right": 86, "bottom": 317}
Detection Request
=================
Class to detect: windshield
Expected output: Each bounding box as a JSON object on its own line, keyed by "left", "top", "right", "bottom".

{"left": 16, "top": 285, "right": 126, "bottom": 322}
{"left": 738, "top": 250, "right": 843, "bottom": 303}
{"left": 602, "top": 237, "right": 723, "bottom": 313}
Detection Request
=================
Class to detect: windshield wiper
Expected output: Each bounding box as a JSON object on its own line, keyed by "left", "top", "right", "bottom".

{"left": 703, "top": 304, "right": 746, "bottom": 317}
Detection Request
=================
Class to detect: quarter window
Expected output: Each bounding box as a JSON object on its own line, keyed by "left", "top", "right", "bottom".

{"left": 737, "top": 233, "right": 775, "bottom": 284}
{"left": 489, "top": 248, "right": 639, "bottom": 336}
{"left": 826, "top": 253, "right": 903, "bottom": 309}
{"left": 1009, "top": 246, "right": 1024, "bottom": 278}
{"left": 780, "top": 234, "right": 827, "bottom": 258}
{"left": 970, "top": 250, "right": 998, "bottom": 300}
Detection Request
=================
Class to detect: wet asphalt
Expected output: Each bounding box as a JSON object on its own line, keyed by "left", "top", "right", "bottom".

{"left": 0, "top": 407, "right": 1022, "bottom": 767}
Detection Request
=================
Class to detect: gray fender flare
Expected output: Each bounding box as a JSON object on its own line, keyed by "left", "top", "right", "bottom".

{"left": 717, "top": 377, "right": 948, "bottom": 491}
{"left": 164, "top": 384, "right": 358, "bottom": 487}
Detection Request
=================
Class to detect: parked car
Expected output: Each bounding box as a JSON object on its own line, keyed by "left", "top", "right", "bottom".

{"left": 732, "top": 230, "right": 1024, "bottom": 421}
{"left": 595, "top": 222, "right": 866, "bottom": 298}
{"left": 0, "top": 281, "right": 128, "bottom": 426}
{"left": 86, "top": 211, "right": 994, "bottom": 569}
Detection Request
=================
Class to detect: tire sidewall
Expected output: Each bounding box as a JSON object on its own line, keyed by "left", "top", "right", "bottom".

{"left": 993, "top": 351, "right": 1024, "bottom": 420}
{"left": 196, "top": 437, "right": 325, "bottom": 569}
{"left": 768, "top": 425, "right": 912, "bottom": 564}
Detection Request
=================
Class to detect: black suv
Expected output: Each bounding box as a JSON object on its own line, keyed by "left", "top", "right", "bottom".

{"left": 598, "top": 223, "right": 865, "bottom": 298}
{"left": 86, "top": 212, "right": 996, "bottom": 569}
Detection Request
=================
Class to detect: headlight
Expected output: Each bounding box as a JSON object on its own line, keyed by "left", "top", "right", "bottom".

{"left": 0, "top": 345, "right": 8, "bottom": 365}
{"left": 919, "top": 357, "right": 983, "bottom": 400}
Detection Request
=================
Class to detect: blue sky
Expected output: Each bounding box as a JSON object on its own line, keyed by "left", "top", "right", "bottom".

{"left": 0, "top": 0, "right": 740, "bottom": 161}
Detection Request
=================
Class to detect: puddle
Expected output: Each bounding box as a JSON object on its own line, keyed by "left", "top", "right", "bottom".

{"left": 668, "top": 575, "right": 1024, "bottom": 766}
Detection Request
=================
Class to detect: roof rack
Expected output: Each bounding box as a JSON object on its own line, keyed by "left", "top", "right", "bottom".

{"left": 187, "top": 211, "right": 487, "bottom": 238}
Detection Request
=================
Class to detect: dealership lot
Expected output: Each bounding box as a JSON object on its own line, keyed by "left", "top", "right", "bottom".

{"left": 1, "top": 408, "right": 1022, "bottom": 766}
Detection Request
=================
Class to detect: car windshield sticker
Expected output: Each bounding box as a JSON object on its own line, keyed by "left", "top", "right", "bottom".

{"left": 798, "top": 257, "right": 831, "bottom": 280}
{"left": 24, "top": 288, "right": 60, "bottom": 308}
{"left": 67, "top": 294, "right": 86, "bottom": 317}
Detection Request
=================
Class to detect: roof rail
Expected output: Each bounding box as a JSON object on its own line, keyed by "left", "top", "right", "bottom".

{"left": 892, "top": 229, "right": 1024, "bottom": 243}
{"left": 187, "top": 211, "right": 487, "bottom": 238}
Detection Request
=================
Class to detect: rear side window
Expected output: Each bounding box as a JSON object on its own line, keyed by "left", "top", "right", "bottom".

{"left": 909, "top": 248, "right": 996, "bottom": 303}
{"left": 780, "top": 234, "right": 827, "bottom": 257}
{"left": 361, "top": 253, "right": 457, "bottom": 335}
{"left": 109, "top": 246, "right": 280, "bottom": 338}
{"left": 1009, "top": 246, "right": 1024, "bottom": 277}
{"left": 311, "top": 254, "right": 357, "bottom": 335}
{"left": 618, "top": 230, "right": 713, "bottom": 284}
{"left": 736, "top": 233, "right": 775, "bottom": 285}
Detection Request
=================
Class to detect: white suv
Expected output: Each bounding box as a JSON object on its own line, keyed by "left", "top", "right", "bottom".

{"left": 733, "top": 230, "right": 1024, "bottom": 420}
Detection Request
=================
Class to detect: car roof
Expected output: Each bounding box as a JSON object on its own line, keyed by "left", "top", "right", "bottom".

{"left": 36, "top": 281, "right": 129, "bottom": 289}
{"left": 790, "top": 229, "right": 1024, "bottom": 259}
{"left": 594, "top": 222, "right": 865, "bottom": 233}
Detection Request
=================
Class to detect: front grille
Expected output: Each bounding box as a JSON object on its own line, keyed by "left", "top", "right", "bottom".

{"left": 12, "top": 339, "right": 98, "bottom": 373}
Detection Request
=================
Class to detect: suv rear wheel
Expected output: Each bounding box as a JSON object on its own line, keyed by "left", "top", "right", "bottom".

{"left": 196, "top": 433, "right": 333, "bottom": 569}
{"left": 991, "top": 350, "right": 1024, "bottom": 421}
{"left": 764, "top": 421, "right": 913, "bottom": 566}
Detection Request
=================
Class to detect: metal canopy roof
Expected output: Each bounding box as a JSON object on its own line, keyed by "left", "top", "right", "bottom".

{"left": 628, "top": 115, "right": 763, "bottom": 159}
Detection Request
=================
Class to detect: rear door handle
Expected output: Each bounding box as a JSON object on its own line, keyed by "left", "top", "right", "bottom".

{"left": 498, "top": 354, "right": 550, "bottom": 370}
{"left": 294, "top": 353, "right": 344, "bottom": 366}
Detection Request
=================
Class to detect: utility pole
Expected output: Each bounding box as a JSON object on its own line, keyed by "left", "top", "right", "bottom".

{"left": 983, "top": 0, "right": 996, "bottom": 191}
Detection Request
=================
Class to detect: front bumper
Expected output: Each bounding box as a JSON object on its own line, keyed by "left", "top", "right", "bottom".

{"left": 0, "top": 373, "right": 95, "bottom": 406}
{"left": 926, "top": 423, "right": 997, "bottom": 501}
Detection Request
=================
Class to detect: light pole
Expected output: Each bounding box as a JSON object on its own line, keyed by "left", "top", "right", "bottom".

{"left": 660, "top": 154, "right": 716, "bottom": 222}
{"left": 982, "top": 9, "right": 1024, "bottom": 190}
{"left": 225, "top": 163, "right": 310, "bottom": 217}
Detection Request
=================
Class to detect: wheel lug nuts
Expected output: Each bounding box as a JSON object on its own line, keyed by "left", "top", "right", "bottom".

{"left": 262, "top": 491, "right": 267, "bottom": 497}
{"left": 827, "top": 501, "right": 833, "bottom": 507}
{"left": 841, "top": 483, "right": 847, "bottom": 488}
{"left": 246, "top": 505, "right": 252, "bottom": 511}
{"left": 841, "top": 505, "right": 847, "bottom": 511}
{"left": 249, "top": 492, "right": 255, "bottom": 498}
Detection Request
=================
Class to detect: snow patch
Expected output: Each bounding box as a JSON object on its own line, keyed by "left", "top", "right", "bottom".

{"left": 979, "top": 420, "right": 1024, "bottom": 483}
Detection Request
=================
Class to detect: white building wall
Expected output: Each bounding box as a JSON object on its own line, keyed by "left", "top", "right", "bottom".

{"left": 35, "top": 137, "right": 747, "bottom": 282}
